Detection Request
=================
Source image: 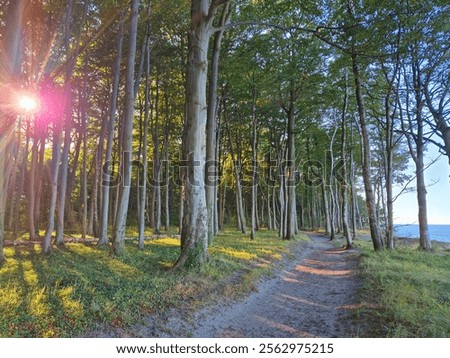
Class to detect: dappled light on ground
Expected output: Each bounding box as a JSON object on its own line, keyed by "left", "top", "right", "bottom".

{"left": 294, "top": 264, "right": 353, "bottom": 277}
{"left": 148, "top": 237, "right": 180, "bottom": 247}
{"left": 0, "top": 231, "right": 293, "bottom": 337}
{"left": 254, "top": 315, "right": 317, "bottom": 338}
{"left": 193, "top": 234, "right": 363, "bottom": 338}
{"left": 209, "top": 247, "right": 257, "bottom": 261}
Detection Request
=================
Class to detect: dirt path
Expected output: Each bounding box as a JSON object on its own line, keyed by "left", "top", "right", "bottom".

{"left": 187, "top": 234, "right": 364, "bottom": 338}
{"left": 91, "top": 234, "right": 365, "bottom": 338}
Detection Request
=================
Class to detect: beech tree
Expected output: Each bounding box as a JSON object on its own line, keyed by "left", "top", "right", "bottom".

{"left": 112, "top": 0, "right": 140, "bottom": 256}
{"left": 174, "top": 0, "right": 231, "bottom": 269}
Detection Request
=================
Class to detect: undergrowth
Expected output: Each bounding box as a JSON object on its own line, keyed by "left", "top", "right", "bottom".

{"left": 0, "top": 229, "right": 307, "bottom": 337}
{"left": 355, "top": 240, "right": 450, "bottom": 337}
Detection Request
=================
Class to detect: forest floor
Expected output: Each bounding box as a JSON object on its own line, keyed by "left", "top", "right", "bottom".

{"left": 120, "top": 234, "right": 368, "bottom": 338}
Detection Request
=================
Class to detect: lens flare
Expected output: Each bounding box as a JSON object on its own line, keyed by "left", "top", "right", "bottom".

{"left": 17, "top": 94, "right": 40, "bottom": 113}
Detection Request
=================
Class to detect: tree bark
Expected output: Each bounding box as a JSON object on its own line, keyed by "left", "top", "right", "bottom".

{"left": 206, "top": 3, "right": 230, "bottom": 244}
{"left": 351, "top": 53, "right": 384, "bottom": 251}
{"left": 0, "top": 0, "right": 27, "bottom": 262}
{"left": 26, "top": 138, "right": 39, "bottom": 239}
{"left": 284, "top": 90, "right": 296, "bottom": 240}
{"left": 329, "top": 126, "right": 338, "bottom": 241}
{"left": 138, "top": 32, "right": 150, "bottom": 249}
{"left": 251, "top": 89, "right": 258, "bottom": 241}
{"left": 340, "top": 72, "right": 351, "bottom": 248}
{"left": 174, "top": 0, "right": 228, "bottom": 269}
{"left": 99, "top": 16, "right": 123, "bottom": 244}
{"left": 112, "top": 0, "right": 140, "bottom": 255}
{"left": 227, "top": 128, "right": 247, "bottom": 234}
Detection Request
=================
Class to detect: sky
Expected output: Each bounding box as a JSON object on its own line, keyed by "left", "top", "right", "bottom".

{"left": 393, "top": 145, "right": 450, "bottom": 225}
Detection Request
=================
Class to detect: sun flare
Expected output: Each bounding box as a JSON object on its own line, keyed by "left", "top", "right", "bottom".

{"left": 17, "top": 94, "right": 40, "bottom": 113}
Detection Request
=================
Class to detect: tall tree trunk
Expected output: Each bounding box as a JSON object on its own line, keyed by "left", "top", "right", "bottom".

{"left": 0, "top": 0, "right": 26, "bottom": 262}
{"left": 267, "top": 187, "right": 273, "bottom": 231}
{"left": 99, "top": 15, "right": 124, "bottom": 244}
{"left": 42, "top": 0, "right": 75, "bottom": 253}
{"left": 34, "top": 139, "right": 45, "bottom": 227}
{"left": 251, "top": 89, "right": 258, "bottom": 241}
{"left": 416, "top": 144, "right": 431, "bottom": 251}
{"left": 351, "top": 53, "right": 384, "bottom": 251}
{"left": 174, "top": 0, "right": 228, "bottom": 269}
{"left": 65, "top": 131, "right": 81, "bottom": 225}
{"left": 164, "top": 131, "right": 170, "bottom": 232}
{"left": 12, "top": 126, "right": 30, "bottom": 236}
{"left": 112, "top": 0, "right": 140, "bottom": 255}
{"left": 138, "top": 32, "right": 150, "bottom": 249}
{"left": 284, "top": 91, "right": 296, "bottom": 240}
{"left": 340, "top": 72, "right": 351, "bottom": 248}
{"left": 28, "top": 139, "right": 39, "bottom": 240}
{"left": 6, "top": 122, "right": 20, "bottom": 232}
{"left": 206, "top": 3, "right": 230, "bottom": 244}
{"left": 329, "top": 126, "right": 338, "bottom": 241}
{"left": 152, "top": 75, "right": 162, "bottom": 234}
{"left": 278, "top": 156, "right": 285, "bottom": 238}
{"left": 227, "top": 128, "right": 247, "bottom": 234}
{"left": 55, "top": 83, "right": 73, "bottom": 245}
{"left": 349, "top": 137, "right": 358, "bottom": 241}
{"left": 81, "top": 91, "right": 88, "bottom": 239}
{"left": 321, "top": 178, "right": 331, "bottom": 235}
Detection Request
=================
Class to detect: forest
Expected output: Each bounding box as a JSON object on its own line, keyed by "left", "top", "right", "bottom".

{"left": 0, "top": 0, "right": 449, "bottom": 338}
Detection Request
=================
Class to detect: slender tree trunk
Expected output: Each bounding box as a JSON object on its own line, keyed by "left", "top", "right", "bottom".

{"left": 321, "top": 178, "right": 331, "bottom": 235}
{"left": 164, "top": 136, "right": 170, "bottom": 232}
{"left": 34, "top": 139, "right": 45, "bottom": 227}
{"left": 55, "top": 84, "right": 73, "bottom": 245}
{"left": 178, "top": 173, "right": 185, "bottom": 234}
{"left": 228, "top": 129, "right": 247, "bottom": 234}
{"left": 349, "top": 140, "right": 358, "bottom": 241}
{"left": 0, "top": 136, "right": 7, "bottom": 263}
{"left": 66, "top": 132, "right": 81, "bottom": 225}
{"left": 152, "top": 75, "right": 162, "bottom": 234}
{"left": 138, "top": 33, "right": 150, "bottom": 249}
{"left": 42, "top": 0, "right": 75, "bottom": 253}
{"left": 81, "top": 94, "right": 88, "bottom": 239}
{"left": 27, "top": 139, "right": 39, "bottom": 240}
{"left": 251, "top": 94, "right": 258, "bottom": 241}
{"left": 0, "top": 0, "right": 27, "bottom": 261}
{"left": 340, "top": 72, "right": 351, "bottom": 248}
{"left": 284, "top": 91, "right": 296, "bottom": 240}
{"left": 416, "top": 144, "right": 431, "bottom": 251}
{"left": 112, "top": 0, "right": 140, "bottom": 255}
{"left": 267, "top": 187, "right": 273, "bottom": 231}
{"left": 99, "top": 15, "right": 124, "bottom": 245}
{"left": 206, "top": 3, "right": 229, "bottom": 244}
{"left": 329, "top": 126, "right": 338, "bottom": 241}
{"left": 12, "top": 126, "right": 30, "bottom": 236}
{"left": 6, "top": 123, "right": 20, "bottom": 232}
{"left": 351, "top": 53, "right": 384, "bottom": 251}
{"left": 278, "top": 158, "right": 285, "bottom": 238}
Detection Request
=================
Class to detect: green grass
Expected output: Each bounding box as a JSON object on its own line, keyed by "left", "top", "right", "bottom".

{"left": 0, "top": 229, "right": 307, "bottom": 337}
{"left": 355, "top": 240, "right": 450, "bottom": 337}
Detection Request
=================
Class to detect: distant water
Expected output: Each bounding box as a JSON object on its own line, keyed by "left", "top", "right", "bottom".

{"left": 394, "top": 224, "right": 450, "bottom": 243}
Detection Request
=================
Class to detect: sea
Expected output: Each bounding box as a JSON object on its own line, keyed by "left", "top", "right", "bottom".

{"left": 394, "top": 224, "right": 450, "bottom": 243}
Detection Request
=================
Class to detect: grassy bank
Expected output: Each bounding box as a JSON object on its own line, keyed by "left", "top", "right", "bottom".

{"left": 355, "top": 240, "right": 450, "bottom": 337}
{"left": 0, "top": 230, "right": 307, "bottom": 337}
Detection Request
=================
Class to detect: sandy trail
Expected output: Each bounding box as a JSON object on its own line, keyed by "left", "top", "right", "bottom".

{"left": 89, "top": 234, "right": 365, "bottom": 338}
{"left": 189, "top": 234, "right": 364, "bottom": 338}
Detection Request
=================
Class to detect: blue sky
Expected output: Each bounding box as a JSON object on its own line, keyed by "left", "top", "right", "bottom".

{"left": 393, "top": 145, "right": 450, "bottom": 225}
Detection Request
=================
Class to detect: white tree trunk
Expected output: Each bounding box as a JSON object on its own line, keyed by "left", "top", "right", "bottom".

{"left": 99, "top": 15, "right": 124, "bottom": 245}
{"left": 174, "top": 0, "right": 227, "bottom": 269}
{"left": 112, "top": 0, "right": 140, "bottom": 255}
